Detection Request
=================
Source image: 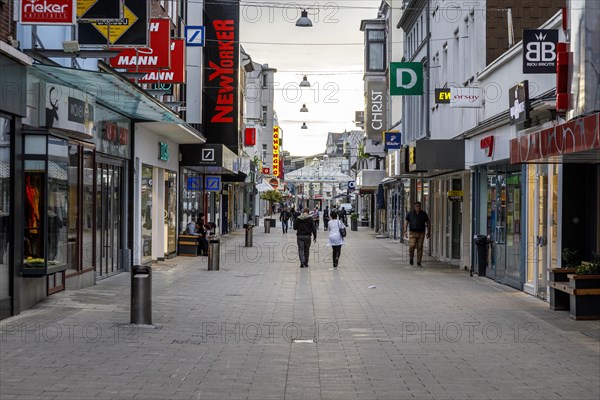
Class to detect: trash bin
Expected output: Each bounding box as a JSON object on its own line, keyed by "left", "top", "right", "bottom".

{"left": 264, "top": 219, "right": 271, "bottom": 233}
{"left": 131, "top": 265, "right": 152, "bottom": 325}
{"left": 208, "top": 239, "right": 220, "bottom": 271}
{"left": 254, "top": 215, "right": 259, "bottom": 226}
{"left": 474, "top": 235, "right": 488, "bottom": 276}
{"left": 245, "top": 225, "right": 253, "bottom": 247}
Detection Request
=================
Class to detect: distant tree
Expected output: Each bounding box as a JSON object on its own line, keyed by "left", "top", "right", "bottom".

{"left": 260, "top": 190, "right": 283, "bottom": 216}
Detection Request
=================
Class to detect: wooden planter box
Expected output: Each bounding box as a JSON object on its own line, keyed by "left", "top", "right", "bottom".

{"left": 549, "top": 268, "right": 577, "bottom": 310}
{"left": 568, "top": 274, "right": 600, "bottom": 320}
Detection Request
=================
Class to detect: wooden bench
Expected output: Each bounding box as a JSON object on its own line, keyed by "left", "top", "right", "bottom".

{"left": 178, "top": 235, "right": 200, "bottom": 256}
{"left": 549, "top": 266, "right": 600, "bottom": 320}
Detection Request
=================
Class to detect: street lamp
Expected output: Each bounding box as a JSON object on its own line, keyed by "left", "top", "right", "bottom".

{"left": 301, "top": 122, "right": 308, "bottom": 129}
{"left": 296, "top": 9, "right": 313, "bottom": 27}
{"left": 299, "top": 75, "right": 311, "bottom": 87}
{"left": 300, "top": 104, "right": 308, "bottom": 112}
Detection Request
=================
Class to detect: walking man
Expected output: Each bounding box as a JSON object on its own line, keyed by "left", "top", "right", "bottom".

{"left": 323, "top": 206, "right": 330, "bottom": 231}
{"left": 404, "top": 201, "right": 431, "bottom": 267}
{"left": 280, "top": 206, "right": 291, "bottom": 234}
{"left": 294, "top": 208, "right": 317, "bottom": 268}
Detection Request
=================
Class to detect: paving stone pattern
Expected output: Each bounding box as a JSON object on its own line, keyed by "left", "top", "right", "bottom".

{"left": 1, "top": 221, "right": 599, "bottom": 400}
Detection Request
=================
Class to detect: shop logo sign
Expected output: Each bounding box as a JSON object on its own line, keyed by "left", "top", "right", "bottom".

{"left": 480, "top": 135, "right": 495, "bottom": 157}
{"left": 384, "top": 131, "right": 401, "bottom": 150}
{"left": 20, "top": 0, "right": 74, "bottom": 25}
{"left": 435, "top": 88, "right": 451, "bottom": 104}
{"left": 523, "top": 29, "right": 558, "bottom": 74}
{"left": 509, "top": 81, "right": 530, "bottom": 125}
{"left": 202, "top": 148, "right": 215, "bottom": 161}
{"left": 390, "top": 62, "right": 423, "bottom": 96}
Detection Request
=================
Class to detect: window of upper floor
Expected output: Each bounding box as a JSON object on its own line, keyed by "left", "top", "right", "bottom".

{"left": 366, "top": 29, "right": 386, "bottom": 72}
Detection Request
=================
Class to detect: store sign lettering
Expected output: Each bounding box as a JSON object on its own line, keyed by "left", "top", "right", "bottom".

{"left": 20, "top": 0, "right": 74, "bottom": 24}
{"left": 272, "top": 126, "right": 280, "bottom": 177}
{"left": 103, "top": 122, "right": 129, "bottom": 145}
{"left": 510, "top": 112, "right": 600, "bottom": 163}
{"left": 480, "top": 135, "right": 495, "bottom": 157}
{"left": 209, "top": 20, "right": 235, "bottom": 123}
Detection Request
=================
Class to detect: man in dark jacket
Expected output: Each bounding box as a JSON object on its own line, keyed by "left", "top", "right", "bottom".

{"left": 293, "top": 208, "right": 317, "bottom": 268}
{"left": 280, "top": 207, "right": 291, "bottom": 234}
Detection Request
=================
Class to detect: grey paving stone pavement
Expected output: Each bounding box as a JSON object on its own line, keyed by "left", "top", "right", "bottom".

{"left": 1, "top": 220, "right": 599, "bottom": 400}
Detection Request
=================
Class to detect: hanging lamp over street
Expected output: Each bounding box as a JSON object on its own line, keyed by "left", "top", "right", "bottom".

{"left": 301, "top": 122, "right": 308, "bottom": 129}
{"left": 296, "top": 9, "right": 313, "bottom": 27}
{"left": 300, "top": 104, "right": 308, "bottom": 112}
{"left": 299, "top": 75, "right": 310, "bottom": 87}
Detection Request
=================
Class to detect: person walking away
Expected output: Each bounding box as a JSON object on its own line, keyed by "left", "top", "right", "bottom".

{"left": 280, "top": 207, "right": 291, "bottom": 234}
{"left": 323, "top": 206, "right": 330, "bottom": 231}
{"left": 339, "top": 206, "right": 347, "bottom": 225}
{"left": 327, "top": 211, "right": 345, "bottom": 267}
{"left": 403, "top": 201, "right": 431, "bottom": 267}
{"left": 312, "top": 206, "right": 320, "bottom": 230}
{"left": 294, "top": 208, "right": 317, "bottom": 268}
{"left": 289, "top": 206, "right": 296, "bottom": 226}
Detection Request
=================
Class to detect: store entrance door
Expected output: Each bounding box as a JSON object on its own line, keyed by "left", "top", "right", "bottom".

{"left": 164, "top": 171, "right": 177, "bottom": 257}
{"left": 96, "top": 161, "right": 123, "bottom": 278}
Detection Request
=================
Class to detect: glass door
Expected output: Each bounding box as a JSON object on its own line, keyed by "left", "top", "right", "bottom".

{"left": 537, "top": 165, "right": 549, "bottom": 299}
{"left": 96, "top": 162, "right": 123, "bottom": 278}
{"left": 164, "top": 171, "right": 177, "bottom": 256}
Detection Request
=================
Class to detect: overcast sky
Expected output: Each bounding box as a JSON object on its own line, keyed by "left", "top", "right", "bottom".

{"left": 240, "top": 1, "right": 381, "bottom": 156}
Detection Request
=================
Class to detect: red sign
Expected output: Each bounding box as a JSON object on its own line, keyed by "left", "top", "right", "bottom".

{"left": 480, "top": 135, "right": 495, "bottom": 157}
{"left": 510, "top": 112, "right": 600, "bottom": 163}
{"left": 262, "top": 167, "right": 270, "bottom": 175}
{"left": 20, "top": 0, "right": 74, "bottom": 25}
{"left": 244, "top": 128, "right": 256, "bottom": 146}
{"left": 269, "top": 178, "right": 279, "bottom": 189}
{"left": 138, "top": 39, "right": 185, "bottom": 84}
{"left": 109, "top": 19, "right": 171, "bottom": 70}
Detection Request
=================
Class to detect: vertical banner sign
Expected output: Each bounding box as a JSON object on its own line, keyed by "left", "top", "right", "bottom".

{"left": 272, "top": 126, "right": 280, "bottom": 178}
{"left": 203, "top": 0, "right": 240, "bottom": 152}
{"left": 523, "top": 29, "right": 558, "bottom": 74}
{"left": 365, "top": 80, "right": 387, "bottom": 140}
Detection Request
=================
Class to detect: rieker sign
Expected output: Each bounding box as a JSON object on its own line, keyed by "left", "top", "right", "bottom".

{"left": 20, "top": 0, "right": 74, "bottom": 25}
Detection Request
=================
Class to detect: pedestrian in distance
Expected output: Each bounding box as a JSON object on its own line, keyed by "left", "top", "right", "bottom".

{"left": 312, "top": 206, "right": 320, "bottom": 230}
{"left": 323, "top": 205, "right": 330, "bottom": 231}
{"left": 327, "top": 210, "right": 346, "bottom": 268}
{"left": 339, "top": 206, "right": 348, "bottom": 225}
{"left": 290, "top": 206, "right": 296, "bottom": 226}
{"left": 404, "top": 201, "right": 431, "bottom": 267}
{"left": 280, "top": 206, "right": 291, "bottom": 234}
{"left": 294, "top": 208, "right": 317, "bottom": 268}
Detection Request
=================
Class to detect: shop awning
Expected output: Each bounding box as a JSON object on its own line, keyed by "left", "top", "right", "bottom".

{"left": 356, "top": 169, "right": 385, "bottom": 190}
{"left": 510, "top": 112, "right": 600, "bottom": 164}
{"left": 29, "top": 64, "right": 205, "bottom": 144}
{"left": 285, "top": 165, "right": 353, "bottom": 183}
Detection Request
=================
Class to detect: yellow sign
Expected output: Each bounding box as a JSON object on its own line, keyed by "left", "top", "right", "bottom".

{"left": 77, "top": 0, "right": 97, "bottom": 17}
{"left": 91, "top": 5, "right": 137, "bottom": 45}
{"left": 408, "top": 146, "right": 416, "bottom": 165}
{"left": 447, "top": 190, "right": 464, "bottom": 197}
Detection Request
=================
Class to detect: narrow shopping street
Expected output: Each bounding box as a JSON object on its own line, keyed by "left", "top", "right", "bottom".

{"left": 1, "top": 225, "right": 598, "bottom": 400}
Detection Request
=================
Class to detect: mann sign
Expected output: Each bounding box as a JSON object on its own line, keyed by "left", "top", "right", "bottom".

{"left": 365, "top": 80, "right": 387, "bottom": 140}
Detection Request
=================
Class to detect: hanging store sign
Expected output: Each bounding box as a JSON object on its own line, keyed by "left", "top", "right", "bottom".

{"left": 523, "top": 29, "right": 558, "bottom": 74}
{"left": 272, "top": 126, "right": 281, "bottom": 178}
{"left": 384, "top": 131, "right": 401, "bottom": 150}
{"left": 39, "top": 83, "right": 95, "bottom": 138}
{"left": 450, "top": 87, "right": 483, "bottom": 108}
{"left": 138, "top": 39, "right": 185, "bottom": 84}
{"left": 365, "top": 80, "right": 387, "bottom": 140}
{"left": 509, "top": 81, "right": 530, "bottom": 125}
{"left": 109, "top": 19, "right": 171, "bottom": 70}
{"left": 77, "top": 0, "right": 121, "bottom": 20}
{"left": 202, "top": 0, "right": 241, "bottom": 152}
{"left": 78, "top": 0, "right": 148, "bottom": 46}
{"left": 262, "top": 167, "right": 270, "bottom": 175}
{"left": 447, "top": 190, "right": 464, "bottom": 202}
{"left": 20, "top": 0, "right": 75, "bottom": 25}
{"left": 435, "top": 88, "right": 451, "bottom": 104}
{"left": 390, "top": 62, "right": 423, "bottom": 96}
{"left": 480, "top": 135, "right": 495, "bottom": 157}
{"left": 244, "top": 127, "right": 256, "bottom": 146}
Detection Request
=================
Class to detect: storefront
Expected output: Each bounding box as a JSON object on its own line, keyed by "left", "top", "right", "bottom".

{"left": 468, "top": 126, "right": 524, "bottom": 289}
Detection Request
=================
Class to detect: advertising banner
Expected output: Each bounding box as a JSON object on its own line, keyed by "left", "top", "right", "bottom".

{"left": 138, "top": 39, "right": 185, "bottom": 84}
{"left": 390, "top": 62, "right": 423, "bottom": 96}
{"left": 202, "top": 0, "right": 240, "bottom": 152}
{"left": 109, "top": 19, "right": 171, "bottom": 70}
{"left": 523, "top": 29, "right": 558, "bottom": 74}
{"left": 272, "top": 126, "right": 280, "bottom": 178}
{"left": 365, "top": 80, "right": 387, "bottom": 140}
{"left": 450, "top": 87, "right": 483, "bottom": 108}
{"left": 78, "top": 0, "right": 147, "bottom": 46}
{"left": 20, "top": 0, "right": 75, "bottom": 25}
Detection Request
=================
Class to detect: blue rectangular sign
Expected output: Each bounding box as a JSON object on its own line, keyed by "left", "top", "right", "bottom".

{"left": 205, "top": 176, "right": 221, "bottom": 192}
{"left": 384, "top": 131, "right": 401, "bottom": 150}
{"left": 185, "top": 26, "right": 205, "bottom": 47}
{"left": 187, "top": 176, "right": 203, "bottom": 191}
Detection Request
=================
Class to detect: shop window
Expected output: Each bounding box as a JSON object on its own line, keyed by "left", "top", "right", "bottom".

{"left": 0, "top": 116, "right": 11, "bottom": 303}
{"left": 141, "top": 165, "right": 153, "bottom": 264}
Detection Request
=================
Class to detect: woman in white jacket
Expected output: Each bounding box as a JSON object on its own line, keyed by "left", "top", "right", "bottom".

{"left": 327, "top": 211, "right": 346, "bottom": 268}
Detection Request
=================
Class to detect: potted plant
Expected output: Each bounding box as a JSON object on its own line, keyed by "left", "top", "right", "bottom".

{"left": 260, "top": 190, "right": 282, "bottom": 232}
{"left": 567, "top": 252, "right": 600, "bottom": 320}
{"left": 549, "top": 248, "right": 580, "bottom": 310}
{"left": 350, "top": 212, "right": 359, "bottom": 231}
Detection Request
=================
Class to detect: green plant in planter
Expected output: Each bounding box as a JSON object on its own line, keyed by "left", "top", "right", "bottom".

{"left": 561, "top": 248, "right": 579, "bottom": 269}
{"left": 260, "top": 190, "right": 283, "bottom": 217}
{"left": 350, "top": 212, "right": 359, "bottom": 220}
{"left": 577, "top": 253, "right": 600, "bottom": 275}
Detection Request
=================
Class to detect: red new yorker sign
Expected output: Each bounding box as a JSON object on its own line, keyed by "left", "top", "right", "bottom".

{"left": 510, "top": 112, "right": 600, "bottom": 163}
{"left": 20, "top": 0, "right": 74, "bottom": 25}
{"left": 138, "top": 39, "right": 185, "bottom": 84}
{"left": 109, "top": 19, "right": 172, "bottom": 70}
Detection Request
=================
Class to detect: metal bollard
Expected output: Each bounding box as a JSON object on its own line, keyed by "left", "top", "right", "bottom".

{"left": 208, "top": 239, "right": 221, "bottom": 271}
{"left": 245, "top": 226, "right": 253, "bottom": 247}
{"left": 131, "top": 265, "right": 152, "bottom": 325}
{"left": 264, "top": 219, "right": 271, "bottom": 233}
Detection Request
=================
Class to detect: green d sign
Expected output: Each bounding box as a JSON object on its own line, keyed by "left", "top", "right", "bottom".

{"left": 390, "top": 62, "right": 423, "bottom": 95}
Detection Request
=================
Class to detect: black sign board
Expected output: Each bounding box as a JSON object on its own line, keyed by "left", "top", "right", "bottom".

{"left": 509, "top": 80, "right": 530, "bottom": 125}
{"left": 68, "top": 97, "right": 94, "bottom": 124}
{"left": 202, "top": 0, "right": 240, "bottom": 154}
{"left": 79, "top": 0, "right": 121, "bottom": 20}
{"left": 435, "top": 88, "right": 451, "bottom": 104}
{"left": 78, "top": 0, "right": 147, "bottom": 46}
{"left": 523, "top": 29, "right": 558, "bottom": 74}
